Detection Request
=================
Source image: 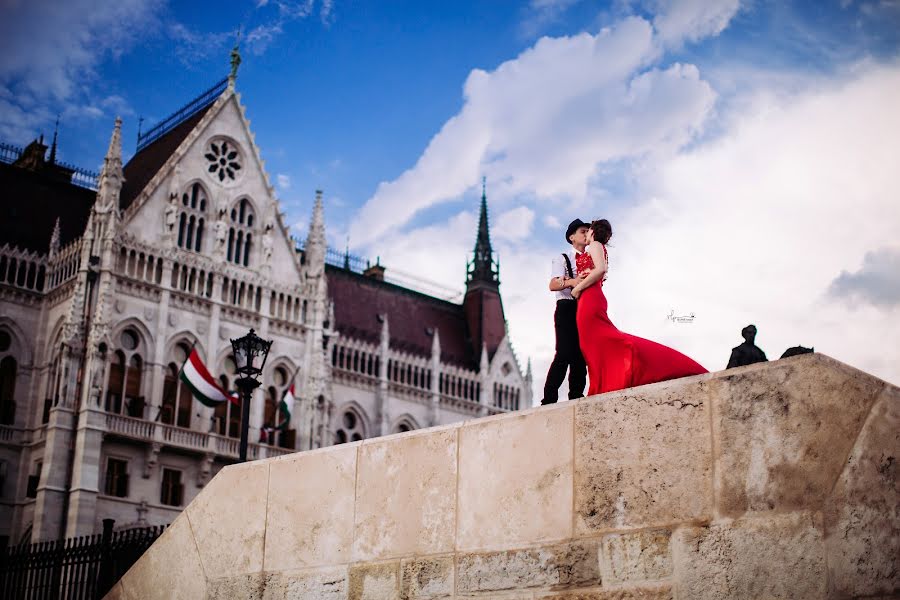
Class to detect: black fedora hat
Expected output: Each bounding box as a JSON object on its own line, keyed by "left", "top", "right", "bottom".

{"left": 565, "top": 219, "right": 588, "bottom": 244}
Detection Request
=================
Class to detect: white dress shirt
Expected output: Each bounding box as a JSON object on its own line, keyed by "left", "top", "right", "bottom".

{"left": 550, "top": 249, "right": 579, "bottom": 301}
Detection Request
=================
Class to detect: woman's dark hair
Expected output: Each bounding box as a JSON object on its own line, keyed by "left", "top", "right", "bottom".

{"left": 590, "top": 219, "right": 612, "bottom": 245}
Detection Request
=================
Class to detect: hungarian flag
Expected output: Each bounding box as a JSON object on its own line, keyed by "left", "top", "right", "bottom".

{"left": 179, "top": 348, "right": 239, "bottom": 408}
{"left": 277, "top": 384, "right": 295, "bottom": 430}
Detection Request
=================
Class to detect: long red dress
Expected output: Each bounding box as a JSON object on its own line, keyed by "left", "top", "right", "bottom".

{"left": 575, "top": 244, "right": 707, "bottom": 395}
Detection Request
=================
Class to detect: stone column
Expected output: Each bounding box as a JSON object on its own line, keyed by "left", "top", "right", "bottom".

{"left": 149, "top": 259, "right": 174, "bottom": 420}
{"left": 30, "top": 403, "right": 76, "bottom": 542}
{"left": 375, "top": 315, "right": 390, "bottom": 437}
{"left": 428, "top": 329, "right": 441, "bottom": 427}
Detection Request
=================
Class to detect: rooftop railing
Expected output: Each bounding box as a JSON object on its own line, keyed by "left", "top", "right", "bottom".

{"left": 136, "top": 77, "right": 228, "bottom": 152}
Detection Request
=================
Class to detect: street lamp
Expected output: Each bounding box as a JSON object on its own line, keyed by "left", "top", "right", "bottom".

{"left": 230, "top": 328, "right": 272, "bottom": 462}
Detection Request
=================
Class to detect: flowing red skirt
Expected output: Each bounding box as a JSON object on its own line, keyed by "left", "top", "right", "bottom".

{"left": 576, "top": 283, "right": 708, "bottom": 395}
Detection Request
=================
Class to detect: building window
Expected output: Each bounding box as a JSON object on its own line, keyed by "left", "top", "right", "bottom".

{"left": 177, "top": 183, "right": 208, "bottom": 253}
{"left": 334, "top": 410, "right": 364, "bottom": 444}
{"left": 213, "top": 357, "right": 241, "bottom": 438}
{"left": 160, "top": 468, "right": 184, "bottom": 507}
{"left": 103, "top": 457, "right": 129, "bottom": 498}
{"left": 26, "top": 461, "right": 41, "bottom": 499}
{"left": 0, "top": 356, "right": 16, "bottom": 425}
{"left": 227, "top": 198, "right": 254, "bottom": 267}
{"left": 105, "top": 332, "right": 145, "bottom": 418}
{"left": 205, "top": 139, "right": 242, "bottom": 182}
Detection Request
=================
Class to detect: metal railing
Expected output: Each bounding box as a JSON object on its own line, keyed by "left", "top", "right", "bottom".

{"left": 0, "top": 519, "right": 165, "bottom": 600}
{"left": 0, "top": 141, "right": 98, "bottom": 190}
{"left": 136, "top": 77, "right": 228, "bottom": 152}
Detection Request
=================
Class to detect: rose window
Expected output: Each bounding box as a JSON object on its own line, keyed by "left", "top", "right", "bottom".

{"left": 205, "top": 139, "right": 242, "bottom": 182}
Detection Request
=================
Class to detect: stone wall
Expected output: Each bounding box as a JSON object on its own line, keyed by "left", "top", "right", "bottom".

{"left": 104, "top": 353, "right": 899, "bottom": 599}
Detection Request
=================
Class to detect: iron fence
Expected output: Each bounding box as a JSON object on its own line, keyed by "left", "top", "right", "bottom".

{"left": 0, "top": 519, "right": 166, "bottom": 600}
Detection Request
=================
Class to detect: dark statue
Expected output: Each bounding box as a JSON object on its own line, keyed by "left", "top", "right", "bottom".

{"left": 781, "top": 345, "right": 814, "bottom": 359}
{"left": 727, "top": 324, "right": 768, "bottom": 369}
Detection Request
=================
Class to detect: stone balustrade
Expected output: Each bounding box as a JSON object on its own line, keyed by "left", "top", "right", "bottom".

{"left": 104, "top": 412, "right": 291, "bottom": 461}
{"left": 105, "top": 353, "right": 899, "bottom": 600}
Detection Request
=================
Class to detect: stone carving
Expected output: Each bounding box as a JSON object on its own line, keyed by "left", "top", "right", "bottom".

{"left": 165, "top": 194, "right": 178, "bottom": 236}
{"left": 262, "top": 222, "right": 274, "bottom": 263}
{"left": 726, "top": 324, "right": 768, "bottom": 369}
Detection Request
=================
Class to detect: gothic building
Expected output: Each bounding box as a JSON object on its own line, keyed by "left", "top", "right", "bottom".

{"left": 0, "top": 71, "right": 530, "bottom": 545}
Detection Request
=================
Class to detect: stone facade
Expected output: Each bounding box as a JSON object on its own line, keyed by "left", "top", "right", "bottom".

{"left": 0, "top": 80, "right": 529, "bottom": 544}
{"left": 107, "top": 353, "right": 899, "bottom": 599}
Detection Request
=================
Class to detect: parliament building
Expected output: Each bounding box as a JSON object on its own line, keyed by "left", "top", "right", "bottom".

{"left": 0, "top": 69, "right": 530, "bottom": 545}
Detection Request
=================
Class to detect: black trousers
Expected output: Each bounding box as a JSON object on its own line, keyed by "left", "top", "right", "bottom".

{"left": 542, "top": 299, "right": 586, "bottom": 403}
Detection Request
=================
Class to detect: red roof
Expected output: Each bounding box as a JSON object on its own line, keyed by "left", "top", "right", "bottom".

{"left": 326, "top": 266, "right": 477, "bottom": 369}
{"left": 0, "top": 163, "right": 95, "bottom": 253}
{"left": 120, "top": 103, "right": 215, "bottom": 211}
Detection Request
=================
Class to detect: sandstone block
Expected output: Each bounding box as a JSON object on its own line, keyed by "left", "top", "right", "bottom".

{"left": 824, "top": 384, "right": 900, "bottom": 599}
{"left": 349, "top": 562, "right": 400, "bottom": 600}
{"left": 265, "top": 445, "right": 357, "bottom": 571}
{"left": 598, "top": 529, "right": 672, "bottom": 585}
{"left": 574, "top": 381, "right": 713, "bottom": 533}
{"left": 400, "top": 555, "right": 454, "bottom": 599}
{"left": 713, "top": 354, "right": 883, "bottom": 517}
{"left": 535, "top": 585, "right": 673, "bottom": 599}
{"left": 186, "top": 461, "right": 269, "bottom": 579}
{"left": 117, "top": 514, "right": 207, "bottom": 600}
{"left": 672, "top": 511, "right": 826, "bottom": 599}
{"left": 205, "top": 573, "right": 279, "bottom": 599}
{"left": 458, "top": 404, "right": 574, "bottom": 551}
{"left": 282, "top": 566, "right": 348, "bottom": 600}
{"left": 354, "top": 428, "right": 458, "bottom": 561}
{"left": 457, "top": 539, "right": 601, "bottom": 593}
{"left": 102, "top": 582, "right": 126, "bottom": 600}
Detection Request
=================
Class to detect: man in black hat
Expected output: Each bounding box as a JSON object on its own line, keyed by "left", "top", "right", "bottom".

{"left": 726, "top": 324, "right": 768, "bottom": 368}
{"left": 541, "top": 219, "right": 589, "bottom": 404}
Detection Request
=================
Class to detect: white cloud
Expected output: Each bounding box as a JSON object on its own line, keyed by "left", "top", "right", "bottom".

{"left": 277, "top": 173, "right": 292, "bottom": 190}
{"left": 494, "top": 206, "right": 535, "bottom": 242}
{"left": 543, "top": 215, "right": 562, "bottom": 229}
{"left": 351, "top": 15, "right": 725, "bottom": 246}
{"left": 828, "top": 246, "right": 900, "bottom": 308}
{"left": 650, "top": 0, "right": 741, "bottom": 48}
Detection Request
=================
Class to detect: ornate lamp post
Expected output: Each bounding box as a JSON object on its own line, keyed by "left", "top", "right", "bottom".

{"left": 230, "top": 328, "right": 272, "bottom": 462}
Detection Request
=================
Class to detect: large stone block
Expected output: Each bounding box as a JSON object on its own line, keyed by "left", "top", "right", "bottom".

{"left": 713, "top": 354, "right": 884, "bottom": 517}
{"left": 457, "top": 540, "right": 601, "bottom": 593}
{"left": 574, "top": 380, "right": 713, "bottom": 533}
{"left": 354, "top": 428, "right": 458, "bottom": 561}
{"left": 265, "top": 445, "right": 356, "bottom": 571}
{"left": 282, "top": 566, "right": 348, "bottom": 599}
{"left": 825, "top": 383, "right": 900, "bottom": 599}
{"left": 400, "top": 555, "right": 454, "bottom": 599}
{"left": 349, "top": 562, "right": 400, "bottom": 600}
{"left": 672, "top": 511, "right": 826, "bottom": 599}
{"left": 185, "top": 461, "right": 269, "bottom": 579}
{"left": 116, "top": 514, "right": 207, "bottom": 600}
{"left": 535, "top": 585, "right": 673, "bottom": 599}
{"left": 458, "top": 404, "right": 574, "bottom": 551}
{"left": 598, "top": 529, "right": 672, "bottom": 585}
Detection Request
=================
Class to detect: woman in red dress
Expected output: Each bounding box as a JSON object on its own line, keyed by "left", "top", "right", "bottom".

{"left": 571, "top": 219, "right": 707, "bottom": 395}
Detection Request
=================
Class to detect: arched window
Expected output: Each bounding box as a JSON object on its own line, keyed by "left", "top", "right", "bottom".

{"left": 227, "top": 198, "right": 255, "bottom": 267}
{"left": 0, "top": 356, "right": 17, "bottom": 425}
{"left": 177, "top": 183, "right": 208, "bottom": 253}
{"left": 334, "top": 409, "right": 364, "bottom": 444}
{"left": 105, "top": 328, "right": 145, "bottom": 417}
{"left": 161, "top": 342, "right": 193, "bottom": 428}
{"left": 262, "top": 365, "right": 295, "bottom": 448}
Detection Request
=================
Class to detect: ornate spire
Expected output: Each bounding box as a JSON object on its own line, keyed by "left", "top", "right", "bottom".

{"left": 228, "top": 43, "right": 242, "bottom": 89}
{"left": 49, "top": 217, "right": 61, "bottom": 255}
{"left": 467, "top": 176, "right": 499, "bottom": 285}
{"left": 304, "top": 190, "right": 327, "bottom": 276}
{"left": 49, "top": 115, "right": 59, "bottom": 164}
{"left": 95, "top": 117, "right": 123, "bottom": 211}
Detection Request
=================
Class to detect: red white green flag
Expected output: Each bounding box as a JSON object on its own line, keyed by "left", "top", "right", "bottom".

{"left": 277, "top": 384, "right": 295, "bottom": 430}
{"left": 179, "top": 348, "right": 239, "bottom": 408}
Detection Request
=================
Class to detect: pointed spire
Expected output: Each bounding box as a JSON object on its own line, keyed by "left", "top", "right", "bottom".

{"left": 431, "top": 328, "right": 441, "bottom": 358}
{"left": 228, "top": 39, "right": 242, "bottom": 89}
{"left": 96, "top": 117, "right": 124, "bottom": 209}
{"left": 467, "top": 176, "right": 499, "bottom": 285}
{"left": 480, "top": 342, "right": 489, "bottom": 374}
{"left": 304, "top": 190, "right": 327, "bottom": 276}
{"left": 343, "top": 236, "right": 351, "bottom": 270}
{"left": 49, "top": 217, "right": 61, "bottom": 255}
{"left": 49, "top": 115, "right": 59, "bottom": 164}
{"left": 525, "top": 358, "right": 533, "bottom": 383}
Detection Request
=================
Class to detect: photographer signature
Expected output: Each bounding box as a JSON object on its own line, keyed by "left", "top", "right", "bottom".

{"left": 666, "top": 309, "right": 695, "bottom": 323}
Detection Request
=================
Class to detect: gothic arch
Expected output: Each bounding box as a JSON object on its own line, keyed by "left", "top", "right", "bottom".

{"left": 333, "top": 401, "right": 370, "bottom": 443}
{"left": 0, "top": 316, "right": 32, "bottom": 366}
{"left": 110, "top": 317, "right": 154, "bottom": 353}
{"left": 43, "top": 316, "right": 66, "bottom": 363}
{"left": 164, "top": 331, "right": 206, "bottom": 363}
{"left": 391, "top": 414, "right": 420, "bottom": 434}
{"left": 265, "top": 358, "right": 298, "bottom": 386}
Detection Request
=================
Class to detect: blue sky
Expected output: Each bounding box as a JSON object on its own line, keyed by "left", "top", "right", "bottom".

{"left": 2, "top": 0, "right": 899, "bottom": 392}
